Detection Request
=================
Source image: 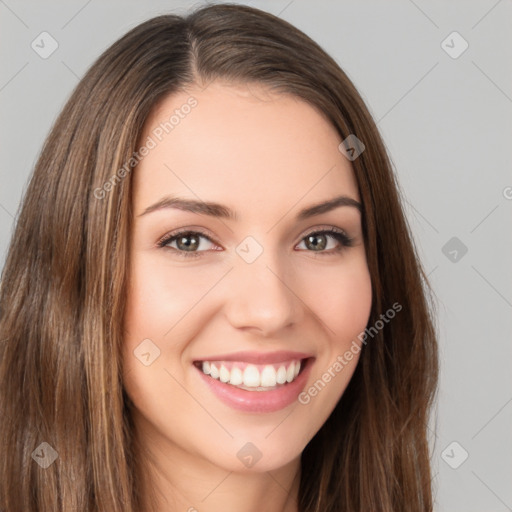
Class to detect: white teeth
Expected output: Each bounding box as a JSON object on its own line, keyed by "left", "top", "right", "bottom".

{"left": 243, "top": 365, "right": 261, "bottom": 387}
{"left": 210, "top": 363, "right": 219, "bottom": 379}
{"left": 286, "top": 362, "right": 295, "bottom": 383}
{"left": 260, "top": 365, "right": 277, "bottom": 387}
{"left": 276, "top": 366, "right": 287, "bottom": 384}
{"left": 219, "top": 364, "right": 230, "bottom": 383}
{"left": 198, "top": 359, "right": 304, "bottom": 389}
{"left": 229, "top": 366, "right": 243, "bottom": 386}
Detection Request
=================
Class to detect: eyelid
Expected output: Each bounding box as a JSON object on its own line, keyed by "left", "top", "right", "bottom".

{"left": 300, "top": 225, "right": 348, "bottom": 239}
{"left": 155, "top": 226, "right": 219, "bottom": 249}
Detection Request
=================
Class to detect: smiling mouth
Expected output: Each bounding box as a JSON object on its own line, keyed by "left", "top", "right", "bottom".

{"left": 193, "top": 358, "right": 310, "bottom": 391}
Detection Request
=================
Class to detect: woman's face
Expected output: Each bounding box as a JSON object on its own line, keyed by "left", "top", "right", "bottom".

{"left": 123, "top": 81, "right": 372, "bottom": 473}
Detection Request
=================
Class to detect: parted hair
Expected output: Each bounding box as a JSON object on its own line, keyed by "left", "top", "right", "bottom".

{"left": 0, "top": 4, "right": 438, "bottom": 511}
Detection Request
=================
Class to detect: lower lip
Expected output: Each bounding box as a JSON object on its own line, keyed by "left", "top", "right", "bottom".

{"left": 195, "top": 358, "right": 314, "bottom": 413}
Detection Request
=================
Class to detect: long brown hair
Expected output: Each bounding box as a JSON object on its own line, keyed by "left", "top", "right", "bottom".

{"left": 0, "top": 4, "right": 438, "bottom": 511}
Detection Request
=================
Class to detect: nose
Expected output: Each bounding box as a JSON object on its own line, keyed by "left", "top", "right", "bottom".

{"left": 223, "top": 252, "right": 303, "bottom": 337}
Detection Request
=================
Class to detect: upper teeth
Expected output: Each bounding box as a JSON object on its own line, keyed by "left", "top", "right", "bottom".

{"left": 201, "top": 360, "right": 302, "bottom": 388}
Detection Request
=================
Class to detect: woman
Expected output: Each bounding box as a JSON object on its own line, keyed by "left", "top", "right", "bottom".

{"left": 0, "top": 4, "right": 438, "bottom": 511}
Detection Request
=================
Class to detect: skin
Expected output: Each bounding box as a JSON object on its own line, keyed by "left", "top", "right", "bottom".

{"left": 122, "top": 80, "right": 373, "bottom": 512}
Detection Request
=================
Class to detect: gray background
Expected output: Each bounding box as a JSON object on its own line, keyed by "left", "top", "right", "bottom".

{"left": 1, "top": 1, "right": 511, "bottom": 510}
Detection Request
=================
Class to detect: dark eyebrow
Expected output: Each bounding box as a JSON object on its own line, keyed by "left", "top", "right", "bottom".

{"left": 137, "top": 194, "right": 362, "bottom": 220}
{"left": 296, "top": 195, "right": 362, "bottom": 219}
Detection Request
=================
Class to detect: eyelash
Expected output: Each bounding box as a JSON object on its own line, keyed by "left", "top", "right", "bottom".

{"left": 156, "top": 227, "right": 354, "bottom": 259}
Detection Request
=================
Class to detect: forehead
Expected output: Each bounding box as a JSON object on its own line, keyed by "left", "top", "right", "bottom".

{"left": 133, "top": 81, "right": 359, "bottom": 217}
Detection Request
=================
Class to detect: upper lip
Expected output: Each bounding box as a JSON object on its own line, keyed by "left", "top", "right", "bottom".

{"left": 193, "top": 350, "right": 313, "bottom": 365}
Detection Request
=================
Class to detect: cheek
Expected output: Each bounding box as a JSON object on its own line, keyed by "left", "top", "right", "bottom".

{"left": 122, "top": 256, "right": 188, "bottom": 386}
{"left": 121, "top": 258, "right": 207, "bottom": 425}
{"left": 295, "top": 260, "right": 371, "bottom": 439}
{"left": 124, "top": 256, "right": 220, "bottom": 341}
{"left": 122, "top": 256, "right": 229, "bottom": 395}
{"left": 307, "top": 258, "right": 373, "bottom": 343}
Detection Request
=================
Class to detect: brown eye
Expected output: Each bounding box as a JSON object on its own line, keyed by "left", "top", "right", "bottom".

{"left": 174, "top": 233, "right": 201, "bottom": 251}
{"left": 297, "top": 228, "right": 353, "bottom": 254}
{"left": 304, "top": 233, "right": 328, "bottom": 251}
{"left": 157, "top": 230, "right": 218, "bottom": 258}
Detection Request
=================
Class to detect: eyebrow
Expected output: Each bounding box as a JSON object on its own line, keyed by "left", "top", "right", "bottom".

{"left": 138, "top": 194, "right": 362, "bottom": 221}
